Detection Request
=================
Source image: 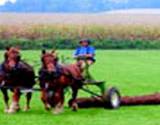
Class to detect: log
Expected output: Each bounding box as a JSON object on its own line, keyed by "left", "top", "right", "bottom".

{"left": 76, "top": 97, "right": 105, "bottom": 108}
{"left": 121, "top": 93, "right": 160, "bottom": 106}
{"left": 76, "top": 93, "right": 160, "bottom": 108}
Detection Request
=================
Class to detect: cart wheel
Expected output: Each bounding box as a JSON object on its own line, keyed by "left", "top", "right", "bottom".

{"left": 103, "top": 87, "right": 121, "bottom": 109}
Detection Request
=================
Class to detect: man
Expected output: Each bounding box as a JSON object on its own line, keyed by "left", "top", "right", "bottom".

{"left": 73, "top": 39, "right": 95, "bottom": 81}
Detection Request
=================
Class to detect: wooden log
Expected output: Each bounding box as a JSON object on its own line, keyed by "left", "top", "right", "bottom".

{"left": 76, "top": 93, "right": 160, "bottom": 108}
{"left": 121, "top": 93, "right": 160, "bottom": 105}
{"left": 76, "top": 97, "right": 104, "bottom": 108}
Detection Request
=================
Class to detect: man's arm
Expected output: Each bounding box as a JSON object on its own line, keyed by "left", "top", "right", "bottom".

{"left": 85, "top": 46, "right": 95, "bottom": 58}
{"left": 73, "top": 47, "right": 80, "bottom": 58}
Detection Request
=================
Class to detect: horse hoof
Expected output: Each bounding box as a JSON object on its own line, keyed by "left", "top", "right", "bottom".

{"left": 52, "top": 110, "right": 63, "bottom": 115}
{"left": 45, "top": 107, "right": 50, "bottom": 111}
{"left": 16, "top": 107, "right": 21, "bottom": 112}
{"left": 7, "top": 109, "right": 16, "bottom": 114}
{"left": 23, "top": 107, "right": 30, "bottom": 112}
{"left": 4, "top": 109, "right": 9, "bottom": 113}
{"left": 53, "top": 111, "right": 60, "bottom": 115}
{"left": 52, "top": 108, "right": 64, "bottom": 115}
{"left": 72, "top": 103, "right": 78, "bottom": 112}
{"left": 7, "top": 107, "right": 20, "bottom": 114}
{"left": 52, "top": 109, "right": 60, "bottom": 115}
{"left": 45, "top": 104, "right": 51, "bottom": 111}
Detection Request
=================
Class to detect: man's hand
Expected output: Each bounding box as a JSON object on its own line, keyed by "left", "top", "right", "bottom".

{"left": 75, "top": 54, "right": 93, "bottom": 58}
{"left": 85, "top": 54, "right": 94, "bottom": 58}
{"left": 74, "top": 55, "right": 87, "bottom": 60}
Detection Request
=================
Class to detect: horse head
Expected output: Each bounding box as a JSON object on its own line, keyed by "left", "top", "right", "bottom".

{"left": 4, "top": 47, "right": 21, "bottom": 71}
{"left": 41, "top": 50, "right": 58, "bottom": 73}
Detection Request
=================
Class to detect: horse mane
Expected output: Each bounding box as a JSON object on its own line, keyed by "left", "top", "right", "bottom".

{"left": 6, "top": 47, "right": 20, "bottom": 55}
{"left": 4, "top": 47, "right": 20, "bottom": 61}
{"left": 18, "top": 60, "right": 34, "bottom": 72}
{"left": 41, "top": 51, "right": 58, "bottom": 69}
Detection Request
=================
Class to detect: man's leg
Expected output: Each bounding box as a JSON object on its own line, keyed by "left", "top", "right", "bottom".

{"left": 83, "top": 60, "right": 94, "bottom": 81}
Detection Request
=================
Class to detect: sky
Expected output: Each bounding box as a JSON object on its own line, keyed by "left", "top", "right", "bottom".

{"left": 0, "top": 0, "right": 129, "bottom": 6}
{"left": 0, "top": 0, "right": 160, "bottom": 13}
{"left": 0, "top": 0, "right": 16, "bottom": 5}
{"left": 108, "top": 0, "right": 129, "bottom": 4}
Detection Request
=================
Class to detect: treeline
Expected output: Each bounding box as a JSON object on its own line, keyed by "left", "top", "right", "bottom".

{"left": 0, "top": 38, "right": 160, "bottom": 49}
{"left": 0, "top": 24, "right": 160, "bottom": 49}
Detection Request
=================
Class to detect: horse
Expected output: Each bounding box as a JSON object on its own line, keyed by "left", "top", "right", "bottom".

{"left": 0, "top": 47, "right": 36, "bottom": 113}
{"left": 39, "top": 50, "right": 83, "bottom": 114}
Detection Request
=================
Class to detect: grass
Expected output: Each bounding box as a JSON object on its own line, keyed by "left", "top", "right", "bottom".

{"left": 0, "top": 50, "right": 160, "bottom": 125}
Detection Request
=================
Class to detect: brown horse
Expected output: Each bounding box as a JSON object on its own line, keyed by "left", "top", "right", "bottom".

{"left": 0, "top": 47, "right": 36, "bottom": 113}
{"left": 39, "top": 50, "right": 83, "bottom": 114}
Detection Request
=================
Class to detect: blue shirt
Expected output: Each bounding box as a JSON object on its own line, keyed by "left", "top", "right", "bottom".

{"left": 74, "top": 46, "right": 95, "bottom": 57}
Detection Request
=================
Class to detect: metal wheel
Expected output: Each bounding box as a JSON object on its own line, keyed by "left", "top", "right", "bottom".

{"left": 103, "top": 87, "right": 121, "bottom": 109}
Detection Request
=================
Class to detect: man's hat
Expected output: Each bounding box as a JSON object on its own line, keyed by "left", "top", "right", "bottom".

{"left": 79, "top": 39, "right": 91, "bottom": 44}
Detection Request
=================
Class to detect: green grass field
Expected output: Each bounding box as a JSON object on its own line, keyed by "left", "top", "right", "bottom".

{"left": 0, "top": 50, "right": 160, "bottom": 125}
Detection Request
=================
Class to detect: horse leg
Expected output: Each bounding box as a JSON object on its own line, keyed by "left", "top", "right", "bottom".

{"left": 41, "top": 90, "right": 51, "bottom": 111}
{"left": 69, "top": 86, "right": 79, "bottom": 111}
{"left": 8, "top": 88, "right": 21, "bottom": 113}
{"left": 58, "top": 89, "right": 64, "bottom": 113}
{"left": 52, "top": 89, "right": 64, "bottom": 115}
{"left": 1, "top": 88, "right": 9, "bottom": 113}
{"left": 24, "top": 92, "right": 32, "bottom": 111}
